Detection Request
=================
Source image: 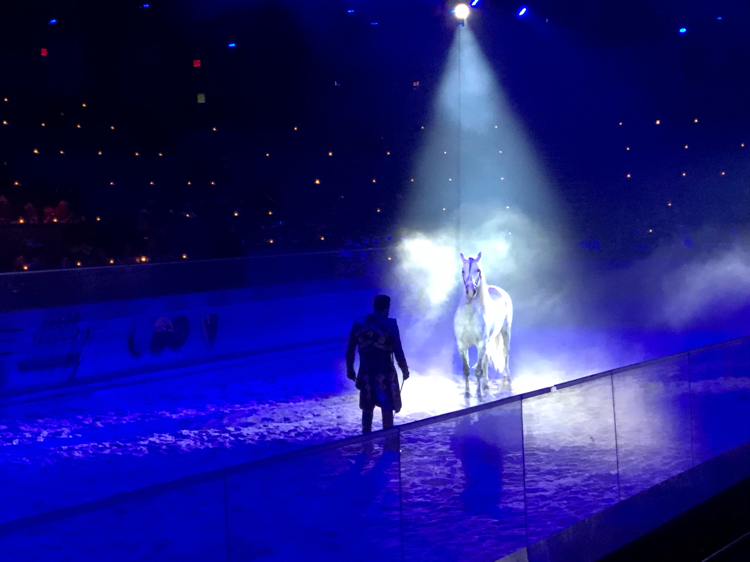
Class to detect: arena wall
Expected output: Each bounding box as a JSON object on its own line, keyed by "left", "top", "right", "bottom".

{"left": 0, "top": 249, "right": 390, "bottom": 397}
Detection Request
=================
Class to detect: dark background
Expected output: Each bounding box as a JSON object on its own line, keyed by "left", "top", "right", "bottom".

{"left": 0, "top": 0, "right": 748, "bottom": 270}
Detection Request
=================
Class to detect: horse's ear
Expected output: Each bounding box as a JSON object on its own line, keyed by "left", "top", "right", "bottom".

{"left": 476, "top": 251, "right": 482, "bottom": 261}
{"left": 460, "top": 253, "right": 467, "bottom": 263}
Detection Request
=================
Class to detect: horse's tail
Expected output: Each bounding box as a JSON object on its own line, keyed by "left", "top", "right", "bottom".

{"left": 487, "top": 331, "right": 505, "bottom": 372}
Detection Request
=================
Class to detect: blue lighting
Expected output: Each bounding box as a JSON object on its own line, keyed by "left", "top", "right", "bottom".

{"left": 228, "top": 43, "right": 236, "bottom": 48}
{"left": 679, "top": 27, "right": 687, "bottom": 33}
{"left": 717, "top": 16, "right": 722, "bottom": 20}
{"left": 371, "top": 22, "right": 378, "bottom": 25}
{"left": 347, "top": 10, "right": 354, "bottom": 13}
{"left": 48, "top": 19, "right": 57, "bottom": 24}
{"left": 518, "top": 6, "right": 528, "bottom": 17}
{"left": 141, "top": 3, "right": 149, "bottom": 8}
{"left": 471, "top": 0, "right": 480, "bottom": 6}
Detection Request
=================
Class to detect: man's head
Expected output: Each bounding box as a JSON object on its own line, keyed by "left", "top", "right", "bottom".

{"left": 373, "top": 294, "right": 391, "bottom": 316}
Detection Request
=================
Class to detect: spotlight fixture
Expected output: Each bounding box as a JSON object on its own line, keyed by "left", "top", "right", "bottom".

{"left": 454, "top": 4, "right": 470, "bottom": 21}
{"left": 518, "top": 6, "right": 528, "bottom": 17}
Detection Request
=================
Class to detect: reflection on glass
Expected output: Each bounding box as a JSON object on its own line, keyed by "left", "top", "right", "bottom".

{"left": 401, "top": 403, "right": 525, "bottom": 562}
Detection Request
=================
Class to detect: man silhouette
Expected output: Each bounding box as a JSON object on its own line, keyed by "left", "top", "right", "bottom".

{"left": 346, "top": 295, "right": 410, "bottom": 435}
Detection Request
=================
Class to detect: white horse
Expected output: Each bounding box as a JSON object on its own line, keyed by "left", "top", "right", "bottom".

{"left": 453, "top": 252, "right": 513, "bottom": 396}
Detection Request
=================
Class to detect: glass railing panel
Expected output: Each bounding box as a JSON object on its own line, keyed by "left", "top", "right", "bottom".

{"left": 0, "top": 479, "right": 226, "bottom": 561}
{"left": 690, "top": 339, "right": 750, "bottom": 465}
{"left": 522, "top": 375, "right": 619, "bottom": 543}
{"left": 612, "top": 355, "right": 692, "bottom": 500}
{"left": 225, "top": 435, "right": 401, "bottom": 562}
{"left": 400, "top": 401, "right": 526, "bottom": 562}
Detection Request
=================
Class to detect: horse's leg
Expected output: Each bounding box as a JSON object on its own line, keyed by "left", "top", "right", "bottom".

{"left": 501, "top": 323, "right": 512, "bottom": 385}
{"left": 475, "top": 341, "right": 488, "bottom": 394}
{"left": 458, "top": 343, "right": 471, "bottom": 397}
{"left": 481, "top": 352, "right": 490, "bottom": 391}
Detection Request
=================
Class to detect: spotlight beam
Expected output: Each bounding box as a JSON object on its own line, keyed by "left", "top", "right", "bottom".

{"left": 405, "top": 24, "right": 563, "bottom": 244}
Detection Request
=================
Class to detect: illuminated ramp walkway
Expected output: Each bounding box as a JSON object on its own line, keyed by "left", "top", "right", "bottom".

{"left": 0, "top": 336, "right": 748, "bottom": 562}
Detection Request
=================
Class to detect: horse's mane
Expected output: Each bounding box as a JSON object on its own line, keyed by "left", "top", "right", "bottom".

{"left": 467, "top": 256, "right": 484, "bottom": 274}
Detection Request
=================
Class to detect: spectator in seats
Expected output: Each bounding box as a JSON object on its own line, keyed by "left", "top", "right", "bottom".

{"left": 122, "top": 244, "right": 140, "bottom": 264}
{"left": 13, "top": 255, "right": 27, "bottom": 271}
{"left": 43, "top": 206, "right": 55, "bottom": 223}
{"left": 70, "top": 243, "right": 92, "bottom": 266}
{"left": 0, "top": 196, "right": 14, "bottom": 224}
{"left": 54, "top": 201, "right": 72, "bottom": 223}
{"left": 26, "top": 256, "right": 41, "bottom": 271}
{"left": 346, "top": 294, "right": 410, "bottom": 447}
{"left": 89, "top": 247, "right": 109, "bottom": 267}
{"left": 23, "top": 203, "right": 39, "bottom": 224}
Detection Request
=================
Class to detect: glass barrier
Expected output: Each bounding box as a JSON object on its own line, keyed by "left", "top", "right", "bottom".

{"left": 612, "top": 355, "right": 692, "bottom": 500}
{"left": 522, "top": 375, "right": 620, "bottom": 544}
{"left": 689, "top": 338, "right": 750, "bottom": 465}
{"left": 1, "top": 336, "right": 748, "bottom": 561}
{"left": 400, "top": 399, "right": 525, "bottom": 562}
{"left": 1, "top": 479, "right": 227, "bottom": 561}
{"left": 226, "top": 436, "right": 400, "bottom": 562}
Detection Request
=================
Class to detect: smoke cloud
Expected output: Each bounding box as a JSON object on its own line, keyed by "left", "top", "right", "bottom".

{"left": 391, "top": 211, "right": 749, "bottom": 395}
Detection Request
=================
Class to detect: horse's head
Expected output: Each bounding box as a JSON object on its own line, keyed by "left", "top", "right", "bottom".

{"left": 460, "top": 252, "right": 483, "bottom": 300}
